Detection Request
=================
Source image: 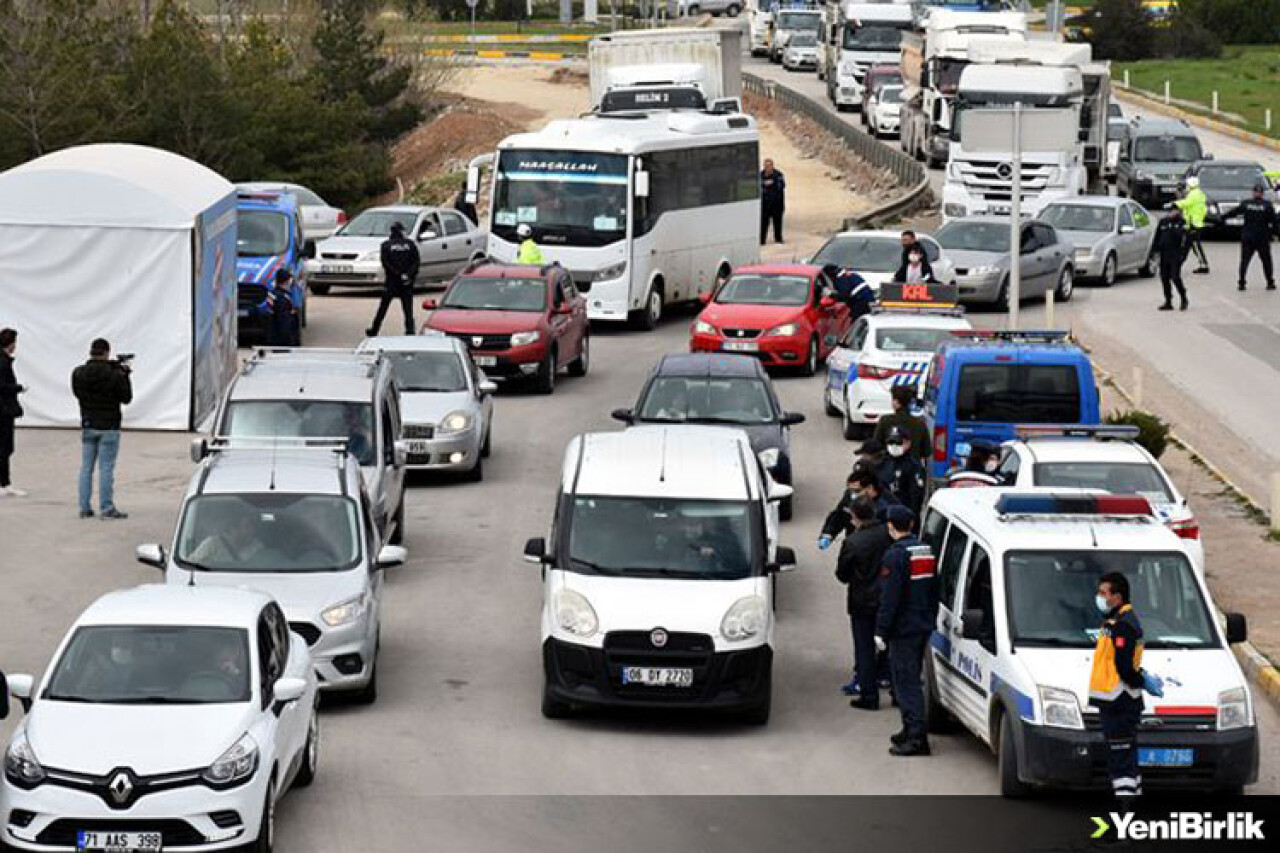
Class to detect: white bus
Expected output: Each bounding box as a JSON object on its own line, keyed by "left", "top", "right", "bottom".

{"left": 473, "top": 110, "right": 760, "bottom": 328}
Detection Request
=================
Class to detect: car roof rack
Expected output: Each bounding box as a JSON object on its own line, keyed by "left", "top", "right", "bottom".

{"left": 1013, "top": 424, "right": 1140, "bottom": 441}
{"left": 191, "top": 435, "right": 350, "bottom": 463}
{"left": 244, "top": 347, "right": 380, "bottom": 377}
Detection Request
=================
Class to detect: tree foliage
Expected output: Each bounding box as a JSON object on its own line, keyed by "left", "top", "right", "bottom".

{"left": 1087, "top": 0, "right": 1156, "bottom": 61}
{"left": 1176, "top": 0, "right": 1280, "bottom": 46}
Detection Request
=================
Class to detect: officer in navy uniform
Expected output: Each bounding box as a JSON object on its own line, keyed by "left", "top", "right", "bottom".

{"left": 367, "top": 221, "right": 421, "bottom": 336}
{"left": 875, "top": 505, "right": 938, "bottom": 756}
{"left": 1152, "top": 205, "right": 1189, "bottom": 311}
{"left": 824, "top": 264, "right": 875, "bottom": 320}
{"left": 1220, "top": 183, "right": 1278, "bottom": 291}
{"left": 878, "top": 426, "right": 926, "bottom": 516}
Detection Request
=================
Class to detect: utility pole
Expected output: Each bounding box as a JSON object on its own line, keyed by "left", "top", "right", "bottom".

{"left": 1009, "top": 101, "right": 1023, "bottom": 331}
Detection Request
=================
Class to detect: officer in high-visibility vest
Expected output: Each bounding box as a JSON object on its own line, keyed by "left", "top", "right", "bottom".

{"left": 1174, "top": 176, "right": 1210, "bottom": 274}
{"left": 516, "top": 223, "right": 545, "bottom": 265}
{"left": 1089, "top": 572, "right": 1165, "bottom": 807}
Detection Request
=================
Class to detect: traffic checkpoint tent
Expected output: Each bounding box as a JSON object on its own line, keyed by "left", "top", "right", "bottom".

{"left": 0, "top": 143, "right": 239, "bottom": 430}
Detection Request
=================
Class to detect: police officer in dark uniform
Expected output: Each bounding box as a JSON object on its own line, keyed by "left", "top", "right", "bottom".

{"left": 1221, "top": 184, "right": 1277, "bottom": 291}
{"left": 875, "top": 505, "right": 938, "bottom": 756}
{"left": 1089, "top": 572, "right": 1165, "bottom": 808}
{"left": 760, "top": 159, "right": 786, "bottom": 244}
{"left": 1153, "top": 205, "right": 1189, "bottom": 311}
{"left": 879, "top": 426, "right": 926, "bottom": 516}
{"left": 367, "top": 221, "right": 421, "bottom": 336}
{"left": 836, "top": 497, "right": 894, "bottom": 705}
{"left": 265, "top": 269, "right": 300, "bottom": 346}
{"left": 824, "top": 264, "right": 875, "bottom": 320}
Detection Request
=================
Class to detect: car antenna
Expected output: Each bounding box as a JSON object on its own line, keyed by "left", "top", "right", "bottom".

{"left": 269, "top": 440, "right": 278, "bottom": 491}
{"left": 658, "top": 428, "right": 668, "bottom": 483}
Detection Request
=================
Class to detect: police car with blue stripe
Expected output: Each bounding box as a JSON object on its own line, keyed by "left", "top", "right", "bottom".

{"left": 824, "top": 284, "right": 972, "bottom": 440}
{"left": 921, "top": 489, "right": 1257, "bottom": 797}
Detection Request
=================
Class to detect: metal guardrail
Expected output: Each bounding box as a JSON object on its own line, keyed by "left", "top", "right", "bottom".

{"left": 742, "top": 72, "right": 932, "bottom": 229}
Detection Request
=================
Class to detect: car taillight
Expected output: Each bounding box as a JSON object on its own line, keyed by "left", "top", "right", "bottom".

{"left": 933, "top": 427, "right": 948, "bottom": 463}
{"left": 1168, "top": 517, "right": 1200, "bottom": 540}
{"left": 336, "top": 210, "right": 348, "bottom": 225}
{"left": 857, "top": 363, "right": 897, "bottom": 380}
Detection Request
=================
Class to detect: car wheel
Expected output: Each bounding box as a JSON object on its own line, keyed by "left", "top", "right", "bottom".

{"left": 292, "top": 717, "right": 319, "bottom": 789}
{"left": 567, "top": 332, "right": 589, "bottom": 377}
{"left": 353, "top": 655, "right": 378, "bottom": 705}
{"left": 994, "top": 277, "right": 1011, "bottom": 312}
{"left": 310, "top": 283, "right": 330, "bottom": 296}
{"left": 999, "top": 713, "right": 1033, "bottom": 798}
{"left": 824, "top": 387, "right": 840, "bottom": 417}
{"left": 465, "top": 453, "right": 484, "bottom": 483}
{"left": 535, "top": 349, "right": 556, "bottom": 395}
{"left": 687, "top": 3, "right": 699, "bottom": 13}
{"left": 727, "top": 3, "right": 740, "bottom": 15}
{"left": 1054, "top": 266, "right": 1074, "bottom": 303}
{"left": 1138, "top": 248, "right": 1156, "bottom": 278}
{"left": 801, "top": 336, "right": 818, "bottom": 377}
{"left": 1100, "top": 252, "right": 1117, "bottom": 287}
{"left": 246, "top": 781, "right": 275, "bottom": 853}
{"left": 388, "top": 496, "right": 405, "bottom": 545}
{"left": 542, "top": 681, "right": 572, "bottom": 719}
{"left": 481, "top": 423, "right": 492, "bottom": 459}
{"left": 842, "top": 403, "right": 867, "bottom": 441}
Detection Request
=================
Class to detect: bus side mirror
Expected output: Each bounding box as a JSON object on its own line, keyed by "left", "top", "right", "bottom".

{"left": 465, "top": 165, "right": 481, "bottom": 205}
{"left": 635, "top": 170, "right": 651, "bottom": 199}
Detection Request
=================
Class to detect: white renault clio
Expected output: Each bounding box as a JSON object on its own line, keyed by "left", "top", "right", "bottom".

{"left": 2, "top": 586, "right": 319, "bottom": 852}
{"left": 526, "top": 425, "right": 796, "bottom": 725}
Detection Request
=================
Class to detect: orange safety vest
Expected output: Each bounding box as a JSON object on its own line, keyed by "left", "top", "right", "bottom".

{"left": 1089, "top": 604, "right": 1144, "bottom": 703}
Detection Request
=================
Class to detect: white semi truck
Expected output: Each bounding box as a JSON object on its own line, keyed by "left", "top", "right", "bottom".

{"left": 820, "top": 1, "right": 914, "bottom": 110}
{"left": 769, "top": 5, "right": 823, "bottom": 63}
{"left": 898, "top": 8, "right": 1028, "bottom": 167}
{"left": 941, "top": 40, "right": 1112, "bottom": 219}
{"left": 587, "top": 27, "right": 743, "bottom": 114}
{"left": 747, "top": 0, "right": 774, "bottom": 56}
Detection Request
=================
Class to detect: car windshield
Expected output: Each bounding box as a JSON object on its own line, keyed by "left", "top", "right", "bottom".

{"left": 811, "top": 236, "right": 901, "bottom": 272}
{"left": 1007, "top": 551, "right": 1216, "bottom": 649}
{"left": 876, "top": 327, "right": 958, "bottom": 353}
{"left": 175, "top": 493, "right": 361, "bottom": 573}
{"left": 1197, "top": 165, "right": 1264, "bottom": 190}
{"left": 222, "top": 401, "right": 375, "bottom": 466}
{"left": 790, "top": 33, "right": 818, "bottom": 47}
{"left": 493, "top": 150, "right": 628, "bottom": 248}
{"left": 1032, "top": 460, "right": 1174, "bottom": 503}
{"left": 1040, "top": 205, "right": 1115, "bottom": 233}
{"left": 715, "top": 274, "right": 810, "bottom": 306}
{"left": 879, "top": 86, "right": 904, "bottom": 105}
{"left": 956, "top": 363, "right": 1082, "bottom": 423}
{"left": 844, "top": 24, "right": 905, "bottom": 50}
{"left": 936, "top": 221, "right": 1010, "bottom": 253}
{"left": 1134, "top": 136, "right": 1201, "bottom": 163}
{"left": 637, "top": 376, "right": 777, "bottom": 423}
{"left": 441, "top": 277, "right": 547, "bottom": 312}
{"left": 237, "top": 211, "right": 290, "bottom": 257}
{"left": 568, "top": 497, "right": 756, "bottom": 580}
{"left": 341, "top": 210, "right": 418, "bottom": 238}
{"left": 382, "top": 351, "right": 468, "bottom": 392}
{"left": 778, "top": 12, "right": 819, "bottom": 29}
{"left": 46, "top": 626, "right": 252, "bottom": 704}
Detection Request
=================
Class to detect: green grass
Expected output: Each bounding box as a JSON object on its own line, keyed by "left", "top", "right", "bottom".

{"left": 1115, "top": 45, "right": 1280, "bottom": 140}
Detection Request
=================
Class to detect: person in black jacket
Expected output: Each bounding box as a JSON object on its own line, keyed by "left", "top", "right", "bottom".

{"left": 836, "top": 497, "right": 894, "bottom": 708}
{"left": 1221, "top": 184, "right": 1277, "bottom": 291}
{"left": 879, "top": 426, "right": 926, "bottom": 517}
{"left": 0, "top": 328, "right": 25, "bottom": 497}
{"left": 367, "top": 221, "right": 421, "bottom": 336}
{"left": 876, "top": 506, "right": 938, "bottom": 756}
{"left": 760, "top": 159, "right": 786, "bottom": 244}
{"left": 71, "top": 339, "right": 133, "bottom": 520}
{"left": 893, "top": 245, "right": 938, "bottom": 285}
{"left": 451, "top": 180, "right": 478, "bottom": 226}
{"left": 1153, "top": 206, "right": 1189, "bottom": 311}
{"left": 266, "top": 269, "right": 301, "bottom": 346}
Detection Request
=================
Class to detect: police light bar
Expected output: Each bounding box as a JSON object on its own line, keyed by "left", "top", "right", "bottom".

{"left": 1014, "top": 424, "right": 1140, "bottom": 441}
{"left": 995, "top": 494, "right": 1154, "bottom": 518}
{"left": 877, "top": 282, "right": 961, "bottom": 311}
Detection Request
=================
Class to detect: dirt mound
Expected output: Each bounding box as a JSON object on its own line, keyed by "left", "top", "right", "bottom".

{"left": 378, "top": 102, "right": 523, "bottom": 205}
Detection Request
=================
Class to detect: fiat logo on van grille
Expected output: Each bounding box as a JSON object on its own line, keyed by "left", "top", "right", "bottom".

{"left": 650, "top": 628, "right": 669, "bottom": 648}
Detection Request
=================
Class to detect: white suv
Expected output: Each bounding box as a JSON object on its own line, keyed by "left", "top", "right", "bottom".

{"left": 2, "top": 585, "right": 319, "bottom": 852}
{"left": 526, "top": 425, "right": 795, "bottom": 725}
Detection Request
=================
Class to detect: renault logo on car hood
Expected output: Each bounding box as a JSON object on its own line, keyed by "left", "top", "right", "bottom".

{"left": 107, "top": 770, "right": 135, "bottom": 806}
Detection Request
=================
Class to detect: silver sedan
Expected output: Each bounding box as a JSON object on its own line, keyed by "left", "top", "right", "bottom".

{"left": 357, "top": 334, "right": 496, "bottom": 481}
{"left": 935, "top": 216, "right": 1075, "bottom": 309}
{"left": 1038, "top": 196, "right": 1157, "bottom": 286}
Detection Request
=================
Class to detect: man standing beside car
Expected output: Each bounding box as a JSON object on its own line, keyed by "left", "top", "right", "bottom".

{"left": 760, "top": 159, "right": 786, "bottom": 245}
{"left": 71, "top": 338, "right": 132, "bottom": 520}
{"left": 837, "top": 497, "right": 893, "bottom": 708}
{"left": 1221, "top": 183, "right": 1277, "bottom": 292}
{"left": 367, "top": 221, "right": 420, "bottom": 336}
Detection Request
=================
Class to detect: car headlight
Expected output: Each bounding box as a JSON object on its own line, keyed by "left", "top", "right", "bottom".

{"left": 758, "top": 447, "right": 781, "bottom": 469}
{"left": 593, "top": 262, "right": 626, "bottom": 281}
{"left": 1135, "top": 170, "right": 1152, "bottom": 182}
{"left": 202, "top": 733, "right": 259, "bottom": 788}
{"left": 321, "top": 595, "right": 366, "bottom": 627}
{"left": 1208, "top": 202, "right": 1220, "bottom": 214}
{"left": 1218, "top": 687, "right": 1250, "bottom": 731}
{"left": 4, "top": 730, "right": 46, "bottom": 789}
{"left": 764, "top": 322, "right": 800, "bottom": 338}
{"left": 1039, "top": 686, "right": 1084, "bottom": 730}
{"left": 693, "top": 318, "right": 717, "bottom": 335}
{"left": 970, "top": 264, "right": 1002, "bottom": 277}
{"left": 1074, "top": 246, "right": 1094, "bottom": 259}
{"left": 554, "top": 589, "right": 599, "bottom": 638}
{"left": 943, "top": 204, "right": 967, "bottom": 218}
{"left": 510, "top": 330, "right": 541, "bottom": 347}
{"left": 721, "top": 596, "right": 768, "bottom": 641}
{"left": 439, "top": 410, "right": 473, "bottom": 433}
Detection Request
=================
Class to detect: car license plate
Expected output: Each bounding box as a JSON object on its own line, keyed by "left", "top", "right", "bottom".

{"left": 1226, "top": 217, "right": 1243, "bottom": 227}
{"left": 622, "top": 667, "right": 694, "bottom": 688}
{"left": 1138, "top": 747, "right": 1195, "bottom": 768}
{"left": 322, "top": 263, "right": 353, "bottom": 274}
{"left": 989, "top": 205, "right": 1011, "bottom": 215}
{"left": 473, "top": 356, "right": 497, "bottom": 367}
{"left": 723, "top": 341, "right": 759, "bottom": 352}
{"left": 407, "top": 440, "right": 431, "bottom": 453}
{"left": 77, "top": 831, "right": 163, "bottom": 852}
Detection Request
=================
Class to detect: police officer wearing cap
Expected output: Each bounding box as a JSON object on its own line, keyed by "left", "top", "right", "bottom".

{"left": 367, "top": 221, "right": 420, "bottom": 336}
{"left": 872, "top": 386, "right": 930, "bottom": 462}
{"left": 1220, "top": 183, "right": 1278, "bottom": 292}
{"left": 879, "top": 426, "right": 925, "bottom": 516}
{"left": 875, "top": 505, "right": 938, "bottom": 756}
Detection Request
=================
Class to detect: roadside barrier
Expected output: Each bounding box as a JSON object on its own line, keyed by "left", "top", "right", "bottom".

{"left": 423, "top": 48, "right": 569, "bottom": 60}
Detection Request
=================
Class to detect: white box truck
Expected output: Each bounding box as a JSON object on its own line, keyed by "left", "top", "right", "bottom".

{"left": 820, "top": 1, "right": 915, "bottom": 110}
{"left": 588, "top": 27, "right": 743, "bottom": 114}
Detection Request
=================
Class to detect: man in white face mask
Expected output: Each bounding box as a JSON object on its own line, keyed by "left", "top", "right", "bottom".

{"left": 944, "top": 438, "right": 1002, "bottom": 488}
{"left": 878, "top": 427, "right": 925, "bottom": 518}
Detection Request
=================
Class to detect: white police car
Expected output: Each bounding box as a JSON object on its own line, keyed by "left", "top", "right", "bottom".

{"left": 824, "top": 297, "right": 971, "bottom": 441}
{"left": 995, "top": 425, "right": 1204, "bottom": 570}
{"left": 921, "top": 490, "right": 1256, "bottom": 797}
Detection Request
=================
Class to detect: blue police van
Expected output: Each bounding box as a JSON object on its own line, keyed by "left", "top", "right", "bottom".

{"left": 922, "top": 331, "right": 1101, "bottom": 481}
{"left": 236, "top": 191, "right": 313, "bottom": 342}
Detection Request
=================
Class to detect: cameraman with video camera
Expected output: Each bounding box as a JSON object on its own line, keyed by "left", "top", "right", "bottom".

{"left": 71, "top": 338, "right": 133, "bottom": 520}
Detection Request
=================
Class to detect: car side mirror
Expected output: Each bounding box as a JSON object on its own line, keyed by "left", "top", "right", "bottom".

{"left": 376, "top": 544, "right": 408, "bottom": 569}
{"left": 8, "top": 673, "right": 34, "bottom": 715}
{"left": 697, "top": 290, "right": 713, "bottom": 305}
{"left": 524, "top": 537, "right": 549, "bottom": 565}
{"left": 478, "top": 379, "right": 498, "bottom": 396}
{"left": 423, "top": 297, "right": 438, "bottom": 310}
{"left": 780, "top": 411, "right": 806, "bottom": 426}
{"left": 1119, "top": 225, "right": 1135, "bottom": 234}
{"left": 611, "top": 408, "right": 635, "bottom": 424}
{"left": 303, "top": 239, "right": 317, "bottom": 260}
{"left": 135, "top": 543, "right": 167, "bottom": 571}
{"left": 961, "top": 608, "right": 986, "bottom": 641}
{"left": 190, "top": 437, "right": 209, "bottom": 463}
{"left": 554, "top": 302, "right": 573, "bottom": 315}
{"left": 770, "top": 545, "right": 797, "bottom": 574}
{"left": 273, "top": 676, "right": 307, "bottom": 705}
{"left": 767, "top": 480, "right": 794, "bottom": 503}
{"left": 393, "top": 440, "right": 410, "bottom": 468}
{"left": 1225, "top": 612, "right": 1248, "bottom": 644}
{"left": 820, "top": 295, "right": 836, "bottom": 309}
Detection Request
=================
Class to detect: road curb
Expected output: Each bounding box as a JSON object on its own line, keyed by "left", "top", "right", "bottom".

{"left": 1114, "top": 88, "right": 1280, "bottom": 152}
{"left": 1234, "top": 641, "right": 1280, "bottom": 710}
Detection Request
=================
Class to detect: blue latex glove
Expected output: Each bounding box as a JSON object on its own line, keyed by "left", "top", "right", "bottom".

{"left": 817, "top": 535, "right": 832, "bottom": 551}
{"left": 1142, "top": 671, "right": 1165, "bottom": 697}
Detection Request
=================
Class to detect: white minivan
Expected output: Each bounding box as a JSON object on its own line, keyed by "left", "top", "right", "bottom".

{"left": 525, "top": 425, "right": 796, "bottom": 725}
{"left": 921, "top": 489, "right": 1258, "bottom": 797}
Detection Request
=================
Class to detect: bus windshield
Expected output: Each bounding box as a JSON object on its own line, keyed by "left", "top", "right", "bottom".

{"left": 493, "top": 150, "right": 629, "bottom": 248}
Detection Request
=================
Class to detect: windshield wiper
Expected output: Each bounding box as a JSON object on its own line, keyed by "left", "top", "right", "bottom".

{"left": 569, "top": 559, "right": 619, "bottom": 576}
{"left": 174, "top": 559, "right": 214, "bottom": 572}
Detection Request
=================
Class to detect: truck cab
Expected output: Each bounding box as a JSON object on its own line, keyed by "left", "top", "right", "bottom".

{"left": 822, "top": 2, "right": 914, "bottom": 110}
{"left": 236, "top": 191, "right": 313, "bottom": 342}
{"left": 769, "top": 5, "right": 823, "bottom": 64}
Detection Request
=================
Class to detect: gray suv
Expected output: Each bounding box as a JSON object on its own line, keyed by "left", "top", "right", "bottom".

{"left": 213, "top": 348, "right": 409, "bottom": 543}
{"left": 1115, "top": 118, "right": 1204, "bottom": 210}
{"left": 137, "top": 440, "right": 408, "bottom": 702}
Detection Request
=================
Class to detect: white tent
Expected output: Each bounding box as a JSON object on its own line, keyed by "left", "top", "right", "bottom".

{"left": 0, "top": 143, "right": 239, "bottom": 430}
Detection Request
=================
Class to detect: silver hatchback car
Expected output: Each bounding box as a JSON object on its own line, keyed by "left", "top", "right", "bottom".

{"left": 357, "top": 334, "right": 496, "bottom": 481}
{"left": 1038, "top": 196, "right": 1157, "bottom": 286}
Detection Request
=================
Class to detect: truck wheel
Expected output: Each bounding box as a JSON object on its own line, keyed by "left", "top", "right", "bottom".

{"left": 632, "top": 284, "right": 663, "bottom": 331}
{"left": 310, "top": 283, "right": 330, "bottom": 296}
{"left": 999, "top": 714, "right": 1033, "bottom": 798}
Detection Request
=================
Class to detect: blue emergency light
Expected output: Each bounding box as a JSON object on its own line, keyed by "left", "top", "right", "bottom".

{"left": 995, "top": 494, "right": 1154, "bottom": 517}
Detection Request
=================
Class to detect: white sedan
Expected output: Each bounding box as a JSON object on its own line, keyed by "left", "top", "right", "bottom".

{"left": 2, "top": 585, "right": 318, "bottom": 853}
{"left": 867, "top": 84, "right": 904, "bottom": 139}
{"left": 809, "top": 230, "right": 957, "bottom": 292}
{"left": 237, "top": 181, "right": 346, "bottom": 243}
